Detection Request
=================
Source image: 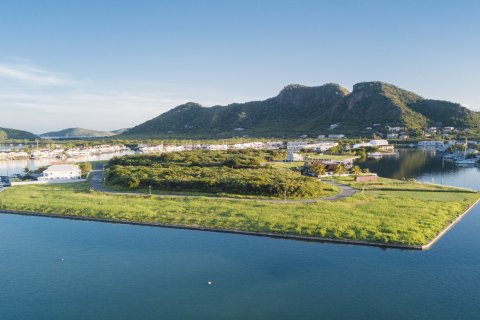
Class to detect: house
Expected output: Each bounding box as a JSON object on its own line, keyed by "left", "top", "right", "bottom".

{"left": 203, "top": 144, "right": 228, "bottom": 151}
{"left": 387, "top": 133, "right": 398, "bottom": 139}
{"left": 388, "top": 126, "right": 403, "bottom": 132}
{"left": 286, "top": 152, "right": 303, "bottom": 162}
{"left": 328, "top": 134, "right": 345, "bottom": 139}
{"left": 352, "top": 142, "right": 372, "bottom": 149}
{"left": 443, "top": 127, "right": 455, "bottom": 132}
{"left": 287, "top": 141, "right": 309, "bottom": 152}
{"left": 38, "top": 164, "right": 81, "bottom": 181}
{"left": 355, "top": 174, "right": 378, "bottom": 182}
{"left": 266, "top": 141, "right": 284, "bottom": 149}
{"left": 317, "top": 135, "right": 326, "bottom": 139}
{"left": 368, "top": 139, "right": 394, "bottom": 152}
{"left": 368, "top": 139, "right": 389, "bottom": 147}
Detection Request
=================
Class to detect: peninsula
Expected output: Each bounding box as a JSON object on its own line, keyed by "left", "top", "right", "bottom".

{"left": 0, "top": 148, "right": 478, "bottom": 249}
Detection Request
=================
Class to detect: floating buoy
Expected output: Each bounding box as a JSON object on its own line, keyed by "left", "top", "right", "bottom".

{"left": 61, "top": 258, "right": 65, "bottom": 261}
{"left": 208, "top": 281, "right": 212, "bottom": 286}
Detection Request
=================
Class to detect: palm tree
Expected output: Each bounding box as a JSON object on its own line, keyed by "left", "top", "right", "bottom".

{"left": 350, "top": 165, "right": 362, "bottom": 176}
{"left": 334, "top": 164, "right": 347, "bottom": 175}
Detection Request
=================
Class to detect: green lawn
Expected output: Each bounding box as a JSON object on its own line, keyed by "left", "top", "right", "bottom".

{"left": 0, "top": 178, "right": 478, "bottom": 246}
{"left": 269, "top": 161, "right": 304, "bottom": 169}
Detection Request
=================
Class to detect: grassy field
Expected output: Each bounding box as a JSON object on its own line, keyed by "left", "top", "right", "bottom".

{"left": 269, "top": 161, "right": 305, "bottom": 169}
{"left": 0, "top": 178, "right": 478, "bottom": 246}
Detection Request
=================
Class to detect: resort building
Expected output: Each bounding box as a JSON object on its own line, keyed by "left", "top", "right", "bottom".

{"left": 38, "top": 164, "right": 82, "bottom": 181}
{"left": 328, "top": 134, "right": 345, "bottom": 139}
{"left": 286, "top": 152, "right": 304, "bottom": 162}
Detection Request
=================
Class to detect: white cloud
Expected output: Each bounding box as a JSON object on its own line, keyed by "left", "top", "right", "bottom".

{"left": 0, "top": 63, "right": 75, "bottom": 86}
{"left": 0, "top": 60, "right": 254, "bottom": 133}
{"left": 0, "top": 88, "right": 181, "bottom": 133}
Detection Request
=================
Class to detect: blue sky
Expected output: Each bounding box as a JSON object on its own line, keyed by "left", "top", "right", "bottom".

{"left": 1, "top": 0, "right": 479, "bottom": 133}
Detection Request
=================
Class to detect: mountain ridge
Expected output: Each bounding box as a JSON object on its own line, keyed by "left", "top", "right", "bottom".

{"left": 108, "top": 82, "right": 480, "bottom": 138}
{"left": 0, "top": 127, "right": 38, "bottom": 140}
{"left": 40, "top": 127, "right": 117, "bottom": 138}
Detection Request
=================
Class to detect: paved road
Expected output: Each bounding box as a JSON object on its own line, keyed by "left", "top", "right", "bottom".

{"left": 90, "top": 164, "right": 107, "bottom": 192}
{"left": 91, "top": 164, "right": 356, "bottom": 203}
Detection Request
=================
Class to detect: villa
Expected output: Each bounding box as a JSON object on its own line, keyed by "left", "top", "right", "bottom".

{"left": 286, "top": 152, "right": 304, "bottom": 162}
{"left": 38, "top": 164, "right": 82, "bottom": 181}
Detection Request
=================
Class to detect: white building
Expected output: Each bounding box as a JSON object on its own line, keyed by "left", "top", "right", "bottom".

{"left": 266, "top": 141, "right": 284, "bottom": 149}
{"left": 388, "top": 126, "right": 403, "bottom": 132}
{"left": 368, "top": 139, "right": 389, "bottom": 147}
{"left": 418, "top": 141, "right": 444, "bottom": 149}
{"left": 203, "top": 144, "right": 228, "bottom": 151}
{"left": 352, "top": 142, "right": 372, "bottom": 149}
{"left": 286, "top": 152, "right": 304, "bottom": 162}
{"left": 287, "top": 141, "right": 309, "bottom": 152}
{"left": 38, "top": 164, "right": 81, "bottom": 181}
{"left": 328, "top": 134, "right": 345, "bottom": 139}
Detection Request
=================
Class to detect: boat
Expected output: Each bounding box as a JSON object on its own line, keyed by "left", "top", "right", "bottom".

{"left": 367, "top": 152, "right": 383, "bottom": 159}
{"left": 455, "top": 158, "right": 477, "bottom": 166}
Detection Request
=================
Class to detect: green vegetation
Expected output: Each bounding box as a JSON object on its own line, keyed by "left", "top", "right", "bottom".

{"left": 106, "top": 150, "right": 335, "bottom": 199}
{"left": 121, "top": 81, "right": 480, "bottom": 138}
{"left": 79, "top": 162, "right": 92, "bottom": 178}
{"left": 0, "top": 177, "right": 477, "bottom": 246}
{"left": 0, "top": 127, "right": 37, "bottom": 140}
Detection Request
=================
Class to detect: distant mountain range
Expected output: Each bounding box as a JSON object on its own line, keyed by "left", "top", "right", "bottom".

{"left": 124, "top": 81, "right": 480, "bottom": 138}
{"left": 0, "top": 127, "right": 38, "bottom": 140}
{"left": 40, "top": 127, "right": 118, "bottom": 138}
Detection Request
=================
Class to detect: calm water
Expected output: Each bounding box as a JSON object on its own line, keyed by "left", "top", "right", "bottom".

{"left": 1, "top": 149, "right": 480, "bottom": 319}
{"left": 356, "top": 148, "right": 480, "bottom": 191}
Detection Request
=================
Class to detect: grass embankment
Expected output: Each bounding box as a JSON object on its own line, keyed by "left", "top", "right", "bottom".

{"left": 0, "top": 177, "right": 478, "bottom": 246}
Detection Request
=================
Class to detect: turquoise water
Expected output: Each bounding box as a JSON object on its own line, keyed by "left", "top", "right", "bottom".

{"left": 1, "top": 149, "right": 480, "bottom": 319}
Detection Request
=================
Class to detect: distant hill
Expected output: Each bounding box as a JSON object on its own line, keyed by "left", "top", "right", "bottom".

{"left": 111, "top": 128, "right": 130, "bottom": 135}
{"left": 41, "top": 127, "right": 116, "bottom": 139}
{"left": 0, "top": 127, "right": 38, "bottom": 140}
{"left": 123, "top": 81, "right": 480, "bottom": 138}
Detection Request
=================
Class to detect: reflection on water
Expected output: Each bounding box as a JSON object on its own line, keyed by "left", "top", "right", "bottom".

{"left": 356, "top": 148, "right": 480, "bottom": 190}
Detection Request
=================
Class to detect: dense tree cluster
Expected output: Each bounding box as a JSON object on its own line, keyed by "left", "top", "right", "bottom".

{"left": 106, "top": 149, "right": 327, "bottom": 198}
{"left": 108, "top": 149, "right": 286, "bottom": 168}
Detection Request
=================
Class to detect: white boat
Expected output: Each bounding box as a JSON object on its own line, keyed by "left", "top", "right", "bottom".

{"left": 368, "top": 152, "right": 383, "bottom": 159}
{"left": 455, "top": 158, "right": 477, "bottom": 166}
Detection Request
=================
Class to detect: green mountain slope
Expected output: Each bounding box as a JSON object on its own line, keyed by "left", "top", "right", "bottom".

{"left": 0, "top": 127, "right": 38, "bottom": 140}
{"left": 124, "top": 81, "right": 480, "bottom": 138}
{"left": 41, "top": 127, "right": 116, "bottom": 138}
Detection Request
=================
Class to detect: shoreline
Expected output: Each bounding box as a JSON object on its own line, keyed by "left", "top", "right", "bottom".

{"left": 2, "top": 198, "right": 479, "bottom": 250}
